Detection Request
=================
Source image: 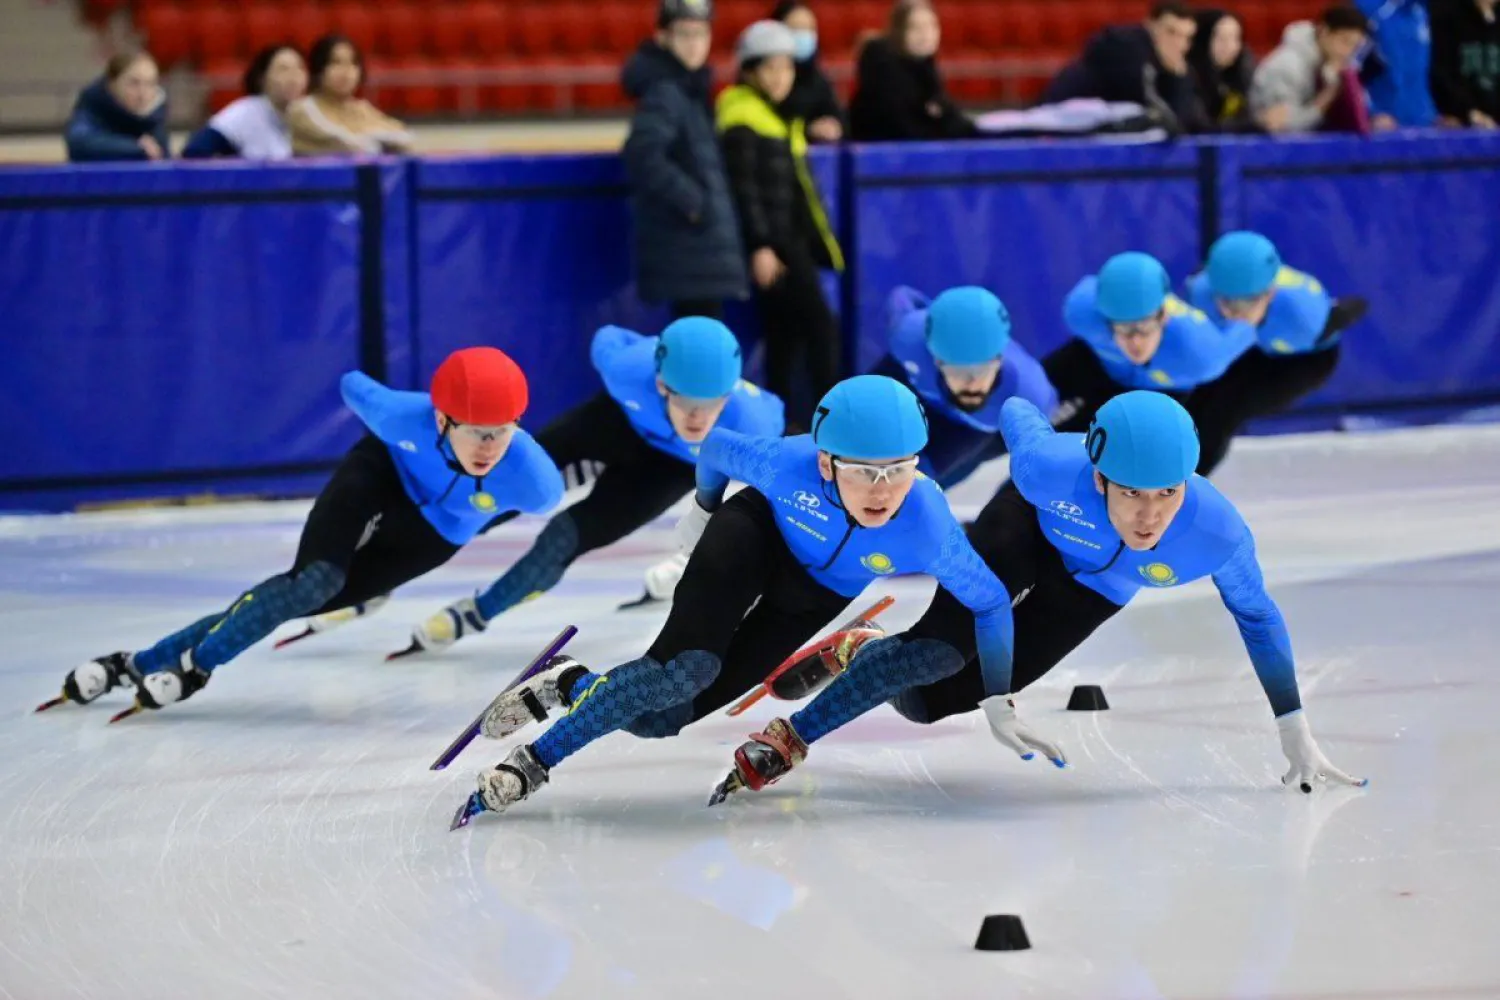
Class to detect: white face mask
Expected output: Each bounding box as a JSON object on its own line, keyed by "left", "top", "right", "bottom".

{"left": 791, "top": 28, "right": 818, "bottom": 61}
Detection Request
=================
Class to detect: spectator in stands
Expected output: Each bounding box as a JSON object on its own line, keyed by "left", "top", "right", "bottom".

{"left": 288, "top": 34, "right": 413, "bottom": 156}
{"left": 65, "top": 51, "right": 170, "bottom": 162}
{"left": 719, "top": 20, "right": 844, "bottom": 407}
{"left": 620, "top": 0, "right": 747, "bottom": 320}
{"left": 1187, "top": 10, "right": 1262, "bottom": 132}
{"left": 1356, "top": 0, "right": 1437, "bottom": 127}
{"left": 1040, "top": 2, "right": 1201, "bottom": 133}
{"left": 1252, "top": 6, "right": 1374, "bottom": 133}
{"left": 1429, "top": 0, "right": 1500, "bottom": 128}
{"left": 183, "top": 44, "right": 307, "bottom": 160}
{"left": 771, "top": 0, "right": 845, "bottom": 141}
{"left": 848, "top": 0, "right": 976, "bottom": 142}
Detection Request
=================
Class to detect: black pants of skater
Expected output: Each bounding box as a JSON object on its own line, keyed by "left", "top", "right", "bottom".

{"left": 483, "top": 391, "right": 698, "bottom": 554}
{"left": 756, "top": 253, "right": 839, "bottom": 417}
{"left": 646, "top": 488, "right": 853, "bottom": 723}
{"left": 670, "top": 300, "right": 725, "bottom": 321}
{"left": 895, "top": 483, "right": 1124, "bottom": 723}
{"left": 1186, "top": 346, "right": 1341, "bottom": 476}
{"left": 1041, "top": 340, "right": 1188, "bottom": 434}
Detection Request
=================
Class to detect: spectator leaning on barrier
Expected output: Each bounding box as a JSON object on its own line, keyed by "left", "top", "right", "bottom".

{"left": 848, "top": 0, "right": 977, "bottom": 142}
{"left": 1187, "top": 10, "right": 1261, "bottom": 132}
{"left": 718, "top": 20, "right": 845, "bottom": 408}
{"left": 288, "top": 34, "right": 414, "bottom": 156}
{"left": 620, "top": 0, "right": 748, "bottom": 320}
{"left": 1040, "top": 2, "right": 1201, "bottom": 133}
{"left": 1356, "top": 0, "right": 1437, "bottom": 127}
{"left": 1252, "top": 6, "right": 1374, "bottom": 134}
{"left": 1429, "top": 0, "right": 1500, "bottom": 128}
{"left": 771, "top": 0, "right": 845, "bottom": 141}
{"left": 183, "top": 44, "right": 308, "bottom": 160}
{"left": 65, "top": 51, "right": 170, "bottom": 163}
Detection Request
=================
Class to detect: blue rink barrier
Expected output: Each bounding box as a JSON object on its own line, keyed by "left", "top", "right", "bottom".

{"left": 1, "top": 133, "right": 1498, "bottom": 510}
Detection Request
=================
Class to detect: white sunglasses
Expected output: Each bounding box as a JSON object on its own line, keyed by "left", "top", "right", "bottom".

{"left": 832, "top": 457, "right": 920, "bottom": 486}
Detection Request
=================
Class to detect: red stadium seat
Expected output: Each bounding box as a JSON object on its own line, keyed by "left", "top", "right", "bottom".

{"left": 285, "top": 5, "right": 332, "bottom": 53}
{"left": 716, "top": 0, "right": 758, "bottom": 47}
{"left": 814, "top": 3, "right": 854, "bottom": 56}
{"left": 327, "top": 3, "right": 379, "bottom": 58}
{"left": 1003, "top": 1, "right": 1043, "bottom": 49}
{"left": 469, "top": 2, "right": 510, "bottom": 58}
{"left": 202, "top": 58, "right": 241, "bottom": 113}
{"left": 574, "top": 54, "right": 624, "bottom": 109}
{"left": 137, "top": 4, "right": 190, "bottom": 69}
{"left": 193, "top": 6, "right": 244, "bottom": 63}
{"left": 600, "top": 3, "right": 646, "bottom": 55}
{"left": 555, "top": 1, "right": 602, "bottom": 54}
{"left": 511, "top": 6, "right": 559, "bottom": 56}
{"left": 1037, "top": 2, "right": 1074, "bottom": 48}
{"left": 391, "top": 55, "right": 441, "bottom": 115}
{"left": 377, "top": 4, "right": 429, "bottom": 58}
{"left": 243, "top": 4, "right": 288, "bottom": 54}
{"left": 967, "top": 3, "right": 1006, "bottom": 51}
{"left": 430, "top": 5, "right": 473, "bottom": 58}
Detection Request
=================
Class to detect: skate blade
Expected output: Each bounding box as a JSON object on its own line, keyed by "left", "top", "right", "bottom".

{"left": 34, "top": 693, "right": 69, "bottom": 714}
{"left": 272, "top": 627, "right": 316, "bottom": 650}
{"left": 707, "top": 769, "right": 745, "bottom": 807}
{"left": 726, "top": 687, "right": 769, "bottom": 718}
{"left": 108, "top": 703, "right": 145, "bottom": 724}
{"left": 616, "top": 591, "right": 664, "bottom": 611}
{"left": 385, "top": 640, "right": 427, "bottom": 662}
{"left": 449, "top": 792, "right": 488, "bottom": 830}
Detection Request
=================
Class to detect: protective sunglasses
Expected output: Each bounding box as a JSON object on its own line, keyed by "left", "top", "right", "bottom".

{"left": 832, "top": 456, "right": 920, "bottom": 486}
{"left": 449, "top": 421, "right": 516, "bottom": 444}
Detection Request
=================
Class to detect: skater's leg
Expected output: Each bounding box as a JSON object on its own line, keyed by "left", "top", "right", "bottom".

{"left": 1188, "top": 347, "right": 1340, "bottom": 476}
{"left": 1043, "top": 340, "right": 1126, "bottom": 433}
{"left": 522, "top": 489, "right": 784, "bottom": 766}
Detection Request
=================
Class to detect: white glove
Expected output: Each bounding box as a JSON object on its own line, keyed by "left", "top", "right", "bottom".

{"left": 1277, "top": 710, "right": 1366, "bottom": 793}
{"left": 980, "top": 695, "right": 1067, "bottom": 768}
{"left": 642, "top": 552, "right": 688, "bottom": 601}
{"left": 675, "top": 498, "right": 714, "bottom": 556}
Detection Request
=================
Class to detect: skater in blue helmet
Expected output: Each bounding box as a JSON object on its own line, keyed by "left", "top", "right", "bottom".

{"left": 460, "top": 374, "right": 1012, "bottom": 821}
{"left": 712, "top": 391, "right": 1366, "bottom": 800}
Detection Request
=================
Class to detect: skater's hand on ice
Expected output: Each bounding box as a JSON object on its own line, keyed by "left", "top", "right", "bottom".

{"left": 752, "top": 248, "right": 786, "bottom": 289}
{"left": 1277, "top": 710, "right": 1367, "bottom": 793}
{"left": 981, "top": 696, "right": 1067, "bottom": 768}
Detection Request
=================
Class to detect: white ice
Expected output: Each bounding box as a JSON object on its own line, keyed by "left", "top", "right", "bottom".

{"left": 3, "top": 425, "right": 1500, "bottom": 1000}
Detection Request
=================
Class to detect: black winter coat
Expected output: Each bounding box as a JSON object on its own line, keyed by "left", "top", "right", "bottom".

{"left": 1041, "top": 24, "right": 1200, "bottom": 131}
{"left": 620, "top": 42, "right": 748, "bottom": 305}
{"left": 716, "top": 84, "right": 843, "bottom": 272}
{"left": 780, "top": 58, "right": 845, "bottom": 133}
{"left": 848, "top": 37, "right": 976, "bottom": 142}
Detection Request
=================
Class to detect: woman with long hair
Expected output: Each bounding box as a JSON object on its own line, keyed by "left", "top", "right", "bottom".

{"left": 848, "top": 0, "right": 976, "bottom": 142}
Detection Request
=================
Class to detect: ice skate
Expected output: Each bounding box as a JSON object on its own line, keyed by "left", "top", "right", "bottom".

{"left": 35, "top": 652, "right": 134, "bottom": 712}
{"left": 708, "top": 718, "right": 809, "bottom": 805}
{"left": 479, "top": 655, "right": 587, "bottom": 739}
{"left": 451, "top": 744, "right": 549, "bottom": 829}
{"left": 387, "top": 596, "right": 487, "bottom": 660}
{"left": 108, "top": 651, "right": 212, "bottom": 724}
{"left": 274, "top": 596, "right": 389, "bottom": 649}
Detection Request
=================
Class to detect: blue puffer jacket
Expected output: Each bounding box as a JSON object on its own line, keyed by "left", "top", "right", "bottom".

{"left": 65, "top": 78, "right": 171, "bottom": 162}
{"left": 1359, "top": 0, "right": 1438, "bottom": 126}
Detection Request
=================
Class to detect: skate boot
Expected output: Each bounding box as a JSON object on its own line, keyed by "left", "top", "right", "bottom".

{"left": 275, "top": 596, "right": 390, "bottom": 649}
{"left": 36, "top": 652, "right": 135, "bottom": 712}
{"left": 708, "top": 718, "right": 809, "bottom": 805}
{"left": 473, "top": 745, "right": 550, "bottom": 818}
{"left": 388, "top": 596, "right": 488, "bottom": 660}
{"left": 480, "top": 655, "right": 590, "bottom": 739}
{"left": 109, "top": 650, "right": 212, "bottom": 723}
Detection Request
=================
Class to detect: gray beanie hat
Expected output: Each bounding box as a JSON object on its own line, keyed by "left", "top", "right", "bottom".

{"left": 736, "top": 20, "right": 797, "bottom": 62}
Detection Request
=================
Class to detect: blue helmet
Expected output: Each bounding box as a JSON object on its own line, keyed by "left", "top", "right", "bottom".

{"left": 1096, "top": 252, "right": 1170, "bottom": 323}
{"left": 1206, "top": 231, "right": 1282, "bottom": 299}
{"left": 812, "top": 375, "right": 929, "bottom": 459}
{"left": 1086, "top": 391, "right": 1199, "bottom": 489}
{"left": 925, "top": 287, "right": 1012, "bottom": 365}
{"left": 654, "top": 317, "right": 743, "bottom": 399}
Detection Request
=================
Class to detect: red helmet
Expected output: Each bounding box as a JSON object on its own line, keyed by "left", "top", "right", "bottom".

{"left": 430, "top": 347, "right": 529, "bottom": 425}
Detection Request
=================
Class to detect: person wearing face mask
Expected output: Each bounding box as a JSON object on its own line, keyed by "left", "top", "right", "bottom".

{"left": 718, "top": 20, "right": 845, "bottom": 410}
{"left": 65, "top": 51, "right": 170, "bottom": 162}
{"left": 872, "top": 285, "right": 1057, "bottom": 488}
{"left": 771, "top": 0, "right": 846, "bottom": 141}
{"left": 1041, "top": 2, "right": 1201, "bottom": 134}
{"left": 40, "top": 349, "right": 563, "bottom": 722}
{"left": 1183, "top": 232, "right": 1368, "bottom": 475}
{"left": 284, "top": 318, "right": 786, "bottom": 654}
{"left": 183, "top": 44, "right": 308, "bottom": 160}
{"left": 1043, "top": 252, "right": 1258, "bottom": 439}
{"left": 458, "top": 375, "right": 1013, "bottom": 821}
{"left": 711, "top": 391, "right": 1366, "bottom": 800}
{"left": 287, "top": 34, "right": 413, "bottom": 155}
{"left": 848, "top": 0, "right": 977, "bottom": 142}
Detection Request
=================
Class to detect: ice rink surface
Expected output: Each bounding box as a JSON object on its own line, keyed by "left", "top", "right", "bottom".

{"left": 3, "top": 425, "right": 1499, "bottom": 1000}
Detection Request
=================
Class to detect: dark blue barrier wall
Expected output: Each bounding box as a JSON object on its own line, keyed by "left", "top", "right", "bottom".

{"left": 0, "top": 161, "right": 406, "bottom": 510}
{"left": 2, "top": 135, "right": 1498, "bottom": 510}
{"left": 847, "top": 140, "right": 1205, "bottom": 373}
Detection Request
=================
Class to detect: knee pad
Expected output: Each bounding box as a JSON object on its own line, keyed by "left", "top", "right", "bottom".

{"left": 890, "top": 688, "right": 933, "bottom": 724}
